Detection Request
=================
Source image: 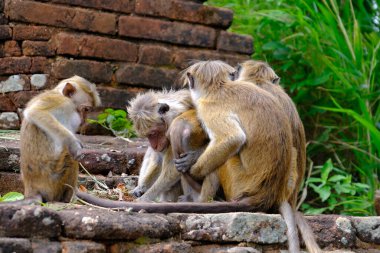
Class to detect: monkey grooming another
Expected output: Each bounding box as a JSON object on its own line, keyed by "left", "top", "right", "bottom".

{"left": 19, "top": 75, "right": 101, "bottom": 203}
{"left": 176, "top": 60, "right": 321, "bottom": 253}
{"left": 234, "top": 60, "right": 306, "bottom": 208}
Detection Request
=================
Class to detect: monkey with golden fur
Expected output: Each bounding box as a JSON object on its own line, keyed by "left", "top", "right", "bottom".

{"left": 19, "top": 75, "right": 101, "bottom": 203}
{"left": 177, "top": 60, "right": 321, "bottom": 253}
{"left": 127, "top": 90, "right": 216, "bottom": 202}
{"left": 234, "top": 60, "right": 306, "bottom": 208}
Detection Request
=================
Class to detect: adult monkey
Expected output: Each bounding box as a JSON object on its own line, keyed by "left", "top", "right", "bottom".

{"left": 19, "top": 76, "right": 101, "bottom": 203}
{"left": 176, "top": 60, "right": 321, "bottom": 253}
{"left": 234, "top": 60, "right": 306, "bottom": 208}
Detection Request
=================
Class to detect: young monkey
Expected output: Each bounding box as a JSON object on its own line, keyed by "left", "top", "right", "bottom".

{"left": 127, "top": 90, "right": 217, "bottom": 203}
{"left": 19, "top": 75, "right": 101, "bottom": 203}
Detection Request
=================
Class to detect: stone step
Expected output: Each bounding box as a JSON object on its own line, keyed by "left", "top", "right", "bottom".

{"left": 0, "top": 171, "right": 138, "bottom": 196}
{"left": 0, "top": 204, "right": 378, "bottom": 252}
{"left": 0, "top": 132, "right": 147, "bottom": 176}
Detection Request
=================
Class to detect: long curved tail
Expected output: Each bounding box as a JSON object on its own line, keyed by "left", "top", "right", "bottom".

{"left": 295, "top": 211, "right": 323, "bottom": 253}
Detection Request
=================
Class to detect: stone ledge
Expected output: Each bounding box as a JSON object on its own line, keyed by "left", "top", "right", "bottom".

{"left": 0, "top": 204, "right": 378, "bottom": 252}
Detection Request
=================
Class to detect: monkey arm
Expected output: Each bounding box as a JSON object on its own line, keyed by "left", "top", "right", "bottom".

{"left": 138, "top": 150, "right": 181, "bottom": 202}
{"left": 132, "top": 147, "right": 162, "bottom": 197}
{"left": 23, "top": 105, "right": 82, "bottom": 158}
{"left": 189, "top": 114, "right": 246, "bottom": 179}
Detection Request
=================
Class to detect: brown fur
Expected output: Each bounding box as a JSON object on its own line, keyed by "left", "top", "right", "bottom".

{"left": 237, "top": 60, "right": 306, "bottom": 208}
{"left": 20, "top": 76, "right": 100, "bottom": 202}
{"left": 183, "top": 60, "right": 292, "bottom": 210}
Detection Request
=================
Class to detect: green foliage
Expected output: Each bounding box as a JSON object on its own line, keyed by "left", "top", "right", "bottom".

{"left": 209, "top": 0, "right": 379, "bottom": 215}
{"left": 0, "top": 192, "right": 24, "bottom": 202}
{"left": 88, "top": 108, "right": 136, "bottom": 138}
{"left": 303, "top": 159, "right": 371, "bottom": 215}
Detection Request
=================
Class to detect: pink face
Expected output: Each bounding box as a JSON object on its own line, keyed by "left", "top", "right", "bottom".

{"left": 147, "top": 123, "right": 169, "bottom": 152}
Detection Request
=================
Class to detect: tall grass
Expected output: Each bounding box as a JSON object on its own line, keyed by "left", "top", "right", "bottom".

{"left": 208, "top": 0, "right": 379, "bottom": 215}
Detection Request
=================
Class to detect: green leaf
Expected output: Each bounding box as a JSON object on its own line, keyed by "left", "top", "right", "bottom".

{"left": 0, "top": 192, "right": 24, "bottom": 202}
{"left": 328, "top": 175, "right": 346, "bottom": 182}
{"left": 110, "top": 118, "right": 128, "bottom": 131}
{"left": 321, "top": 159, "right": 333, "bottom": 183}
{"left": 113, "top": 110, "right": 127, "bottom": 119}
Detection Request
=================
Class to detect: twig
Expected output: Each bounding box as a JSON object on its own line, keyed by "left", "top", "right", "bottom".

{"left": 79, "top": 163, "right": 109, "bottom": 190}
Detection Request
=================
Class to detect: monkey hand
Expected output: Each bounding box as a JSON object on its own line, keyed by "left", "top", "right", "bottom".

{"left": 130, "top": 186, "right": 146, "bottom": 198}
{"left": 174, "top": 150, "right": 200, "bottom": 173}
{"left": 67, "top": 137, "right": 83, "bottom": 160}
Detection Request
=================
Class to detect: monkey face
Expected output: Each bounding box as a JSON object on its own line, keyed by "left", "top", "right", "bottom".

{"left": 147, "top": 123, "right": 169, "bottom": 152}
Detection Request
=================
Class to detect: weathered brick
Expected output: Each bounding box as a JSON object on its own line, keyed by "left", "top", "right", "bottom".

{"left": 0, "top": 95, "right": 16, "bottom": 111}
{"left": 110, "top": 242, "right": 192, "bottom": 253}
{"left": 98, "top": 86, "right": 144, "bottom": 109}
{"left": 0, "top": 25, "right": 11, "bottom": 39}
{"left": 31, "top": 239, "right": 61, "bottom": 253}
{"left": 49, "top": 0, "right": 134, "bottom": 13}
{"left": 51, "top": 59, "right": 113, "bottom": 83}
{"left": 138, "top": 44, "right": 172, "bottom": 66}
{"left": 22, "top": 41, "right": 54, "bottom": 56}
{"left": 119, "top": 16, "right": 216, "bottom": 48}
{"left": 9, "top": 90, "right": 40, "bottom": 108}
{"left": 30, "top": 74, "right": 50, "bottom": 90}
{"left": 52, "top": 32, "right": 138, "bottom": 62}
{"left": 4, "top": 40, "right": 21, "bottom": 56}
{"left": 5, "top": 0, "right": 116, "bottom": 34}
{"left": 115, "top": 64, "right": 179, "bottom": 89}
{"left": 0, "top": 75, "right": 30, "bottom": 93}
{"left": 135, "top": 0, "right": 233, "bottom": 28}
{"left": 13, "top": 25, "right": 55, "bottom": 40}
{"left": 0, "top": 112, "right": 20, "bottom": 129}
{"left": 173, "top": 48, "right": 250, "bottom": 69}
{"left": 217, "top": 31, "right": 254, "bottom": 54}
{"left": 0, "top": 205, "right": 62, "bottom": 238}
{"left": 0, "top": 238, "right": 32, "bottom": 253}
{"left": 31, "top": 57, "right": 50, "bottom": 73}
{"left": 61, "top": 241, "right": 106, "bottom": 253}
{"left": 0, "top": 57, "right": 31, "bottom": 74}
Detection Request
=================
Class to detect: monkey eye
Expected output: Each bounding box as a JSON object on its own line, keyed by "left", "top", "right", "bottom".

{"left": 158, "top": 103, "right": 170, "bottom": 114}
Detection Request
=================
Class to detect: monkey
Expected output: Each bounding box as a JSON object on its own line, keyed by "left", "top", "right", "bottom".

{"left": 174, "top": 60, "right": 321, "bottom": 253}
{"left": 75, "top": 62, "right": 321, "bottom": 252}
{"left": 126, "top": 90, "right": 206, "bottom": 202}
{"left": 233, "top": 60, "right": 306, "bottom": 208}
{"left": 19, "top": 75, "right": 101, "bottom": 203}
{"left": 169, "top": 109, "right": 220, "bottom": 202}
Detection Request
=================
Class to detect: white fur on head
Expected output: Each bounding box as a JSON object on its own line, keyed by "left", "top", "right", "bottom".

{"left": 127, "top": 90, "right": 193, "bottom": 137}
{"left": 55, "top": 75, "right": 101, "bottom": 107}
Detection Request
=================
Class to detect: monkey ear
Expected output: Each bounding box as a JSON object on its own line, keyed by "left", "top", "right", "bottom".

{"left": 62, "top": 83, "right": 77, "bottom": 97}
{"left": 230, "top": 64, "right": 242, "bottom": 81}
{"left": 273, "top": 77, "right": 280, "bottom": 84}
{"left": 187, "top": 72, "right": 194, "bottom": 89}
{"left": 158, "top": 103, "right": 170, "bottom": 114}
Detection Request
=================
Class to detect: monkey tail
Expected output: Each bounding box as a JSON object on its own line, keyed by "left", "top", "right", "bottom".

{"left": 76, "top": 191, "right": 259, "bottom": 214}
{"left": 295, "top": 211, "right": 323, "bottom": 253}
{"left": 279, "top": 201, "right": 300, "bottom": 253}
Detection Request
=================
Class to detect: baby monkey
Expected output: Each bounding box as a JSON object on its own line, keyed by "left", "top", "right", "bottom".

{"left": 20, "top": 75, "right": 101, "bottom": 203}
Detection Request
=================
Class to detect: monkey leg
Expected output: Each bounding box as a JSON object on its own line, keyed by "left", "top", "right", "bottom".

{"left": 198, "top": 171, "right": 220, "bottom": 202}
{"left": 138, "top": 149, "right": 181, "bottom": 202}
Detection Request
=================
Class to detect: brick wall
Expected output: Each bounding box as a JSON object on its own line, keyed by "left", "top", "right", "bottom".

{"left": 0, "top": 0, "right": 253, "bottom": 130}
